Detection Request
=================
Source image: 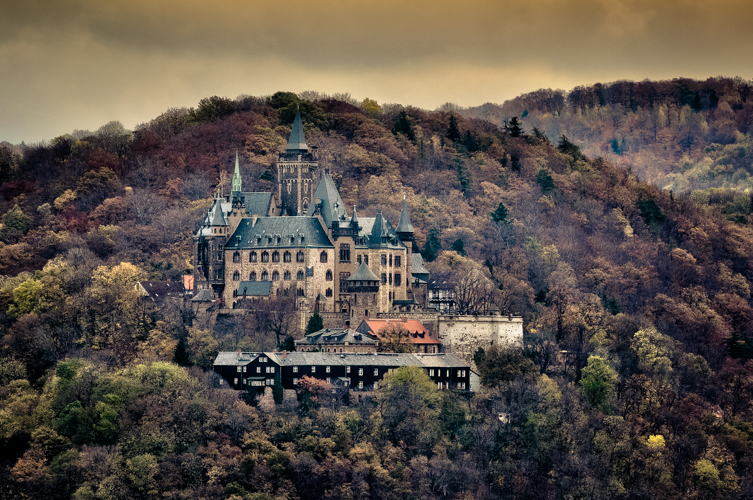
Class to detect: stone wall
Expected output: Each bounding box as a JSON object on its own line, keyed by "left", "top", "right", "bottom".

{"left": 437, "top": 315, "right": 523, "bottom": 368}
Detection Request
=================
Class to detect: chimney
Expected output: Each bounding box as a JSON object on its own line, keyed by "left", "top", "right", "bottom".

{"left": 401, "top": 317, "right": 407, "bottom": 322}
{"left": 283, "top": 350, "right": 287, "bottom": 359}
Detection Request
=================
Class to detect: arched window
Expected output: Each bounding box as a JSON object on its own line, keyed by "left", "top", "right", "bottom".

{"left": 261, "top": 251, "right": 269, "bottom": 262}
{"left": 272, "top": 251, "right": 280, "bottom": 263}
{"left": 261, "top": 270, "right": 268, "bottom": 281}
{"left": 284, "top": 251, "right": 292, "bottom": 263}
{"left": 250, "top": 272, "right": 257, "bottom": 281}
{"left": 250, "top": 251, "right": 257, "bottom": 262}
{"left": 320, "top": 251, "right": 327, "bottom": 263}
{"left": 297, "top": 288, "right": 305, "bottom": 297}
{"left": 232, "top": 251, "right": 240, "bottom": 263}
{"left": 272, "top": 270, "right": 279, "bottom": 281}
{"left": 233, "top": 271, "right": 240, "bottom": 281}
{"left": 284, "top": 270, "right": 291, "bottom": 280}
{"left": 326, "top": 288, "right": 333, "bottom": 297}
{"left": 326, "top": 270, "right": 333, "bottom": 281}
{"left": 296, "top": 251, "right": 305, "bottom": 263}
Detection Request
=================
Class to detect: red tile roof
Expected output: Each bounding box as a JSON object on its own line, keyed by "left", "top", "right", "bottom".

{"left": 357, "top": 318, "right": 441, "bottom": 345}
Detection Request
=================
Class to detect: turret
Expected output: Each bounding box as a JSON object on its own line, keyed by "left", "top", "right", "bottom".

{"left": 231, "top": 150, "right": 242, "bottom": 194}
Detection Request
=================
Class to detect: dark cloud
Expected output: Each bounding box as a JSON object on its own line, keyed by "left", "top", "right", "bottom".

{"left": 1, "top": 0, "right": 752, "bottom": 142}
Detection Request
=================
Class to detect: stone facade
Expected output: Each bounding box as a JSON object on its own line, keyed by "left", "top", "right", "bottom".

{"left": 437, "top": 314, "right": 524, "bottom": 367}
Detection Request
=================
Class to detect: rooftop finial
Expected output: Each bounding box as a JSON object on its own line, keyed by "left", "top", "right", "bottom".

{"left": 232, "top": 149, "right": 242, "bottom": 193}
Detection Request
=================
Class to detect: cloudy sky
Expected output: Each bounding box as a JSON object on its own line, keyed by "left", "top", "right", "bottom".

{"left": 1, "top": 0, "right": 751, "bottom": 144}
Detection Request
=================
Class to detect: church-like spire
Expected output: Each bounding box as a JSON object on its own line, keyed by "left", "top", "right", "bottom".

{"left": 231, "top": 149, "right": 242, "bottom": 193}
{"left": 286, "top": 108, "right": 309, "bottom": 152}
{"left": 396, "top": 194, "right": 414, "bottom": 236}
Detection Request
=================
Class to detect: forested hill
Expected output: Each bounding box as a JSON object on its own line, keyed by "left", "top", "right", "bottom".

{"left": 3, "top": 90, "right": 753, "bottom": 498}
{"left": 459, "top": 77, "right": 753, "bottom": 195}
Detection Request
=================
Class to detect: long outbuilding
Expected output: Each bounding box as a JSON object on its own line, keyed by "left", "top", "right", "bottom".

{"left": 213, "top": 350, "right": 471, "bottom": 392}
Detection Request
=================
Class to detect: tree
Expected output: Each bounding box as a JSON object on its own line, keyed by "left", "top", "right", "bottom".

{"left": 190, "top": 96, "right": 235, "bottom": 123}
{"left": 256, "top": 293, "right": 298, "bottom": 348}
{"left": 477, "top": 345, "right": 537, "bottom": 387}
{"left": 393, "top": 110, "right": 415, "bottom": 141}
{"left": 376, "top": 366, "right": 442, "bottom": 455}
{"left": 173, "top": 337, "right": 192, "bottom": 366}
{"left": 422, "top": 227, "right": 441, "bottom": 262}
{"left": 377, "top": 324, "right": 413, "bottom": 353}
{"left": 579, "top": 356, "right": 617, "bottom": 412}
{"left": 447, "top": 115, "right": 461, "bottom": 143}
{"left": 0, "top": 204, "right": 32, "bottom": 242}
{"left": 273, "top": 372, "right": 284, "bottom": 405}
{"left": 491, "top": 202, "right": 508, "bottom": 223}
{"left": 306, "top": 312, "right": 324, "bottom": 335}
{"left": 536, "top": 169, "right": 555, "bottom": 193}
{"left": 506, "top": 116, "right": 524, "bottom": 137}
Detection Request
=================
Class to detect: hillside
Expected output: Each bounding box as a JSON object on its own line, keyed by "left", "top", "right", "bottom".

{"left": 459, "top": 77, "right": 753, "bottom": 198}
{"left": 2, "top": 90, "right": 753, "bottom": 498}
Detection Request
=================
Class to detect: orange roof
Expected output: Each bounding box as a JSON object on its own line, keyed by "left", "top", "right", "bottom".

{"left": 358, "top": 318, "right": 441, "bottom": 345}
{"left": 183, "top": 275, "right": 194, "bottom": 291}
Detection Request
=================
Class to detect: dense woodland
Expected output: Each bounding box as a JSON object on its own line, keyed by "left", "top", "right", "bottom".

{"left": 2, "top": 81, "right": 753, "bottom": 498}
{"left": 460, "top": 77, "right": 753, "bottom": 204}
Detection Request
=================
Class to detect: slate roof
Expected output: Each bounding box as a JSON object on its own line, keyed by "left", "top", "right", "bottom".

{"left": 306, "top": 175, "right": 348, "bottom": 228}
{"left": 237, "top": 192, "right": 273, "bottom": 216}
{"left": 236, "top": 281, "right": 272, "bottom": 297}
{"left": 296, "top": 327, "right": 379, "bottom": 346}
{"left": 358, "top": 216, "right": 403, "bottom": 249}
{"left": 286, "top": 109, "right": 309, "bottom": 151}
{"left": 396, "top": 196, "right": 414, "bottom": 234}
{"left": 137, "top": 281, "right": 183, "bottom": 300}
{"left": 225, "top": 216, "right": 333, "bottom": 250}
{"left": 192, "top": 289, "right": 214, "bottom": 302}
{"left": 268, "top": 351, "right": 467, "bottom": 368}
{"left": 411, "top": 253, "right": 429, "bottom": 276}
{"left": 214, "top": 351, "right": 260, "bottom": 366}
{"left": 347, "top": 262, "right": 380, "bottom": 282}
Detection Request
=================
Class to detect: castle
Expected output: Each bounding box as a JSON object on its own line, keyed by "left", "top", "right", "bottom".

{"left": 192, "top": 110, "right": 426, "bottom": 324}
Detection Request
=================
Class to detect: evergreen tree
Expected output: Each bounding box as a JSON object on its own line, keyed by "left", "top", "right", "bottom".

{"left": 281, "top": 335, "right": 296, "bottom": 351}
{"left": 173, "top": 337, "right": 192, "bottom": 366}
{"left": 273, "top": 372, "right": 284, "bottom": 405}
{"left": 536, "top": 169, "right": 555, "bottom": 193}
{"left": 306, "top": 312, "right": 324, "bottom": 334}
{"left": 260, "top": 170, "right": 275, "bottom": 182}
{"left": 610, "top": 138, "right": 621, "bottom": 155}
{"left": 447, "top": 115, "right": 461, "bottom": 142}
{"left": 491, "top": 202, "right": 508, "bottom": 223}
{"left": 451, "top": 238, "right": 465, "bottom": 256}
{"left": 422, "top": 227, "right": 442, "bottom": 262}
{"left": 506, "top": 116, "right": 524, "bottom": 138}
{"left": 393, "top": 110, "right": 415, "bottom": 141}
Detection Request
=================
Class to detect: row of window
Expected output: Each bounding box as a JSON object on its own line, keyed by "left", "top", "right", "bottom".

{"left": 289, "top": 379, "right": 466, "bottom": 390}
{"left": 286, "top": 366, "right": 467, "bottom": 378}
{"left": 354, "top": 254, "right": 402, "bottom": 267}
{"left": 236, "top": 366, "right": 275, "bottom": 374}
{"left": 235, "top": 250, "right": 307, "bottom": 264}
{"left": 233, "top": 269, "right": 307, "bottom": 281}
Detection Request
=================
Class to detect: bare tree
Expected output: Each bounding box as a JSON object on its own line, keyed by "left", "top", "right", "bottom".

{"left": 254, "top": 288, "right": 299, "bottom": 348}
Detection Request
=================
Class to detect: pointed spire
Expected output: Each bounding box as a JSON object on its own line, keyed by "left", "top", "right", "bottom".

{"left": 371, "top": 210, "right": 385, "bottom": 245}
{"left": 209, "top": 197, "right": 228, "bottom": 227}
{"left": 396, "top": 194, "right": 414, "bottom": 235}
{"left": 232, "top": 149, "right": 242, "bottom": 193}
{"left": 286, "top": 109, "right": 309, "bottom": 151}
{"left": 351, "top": 205, "right": 358, "bottom": 223}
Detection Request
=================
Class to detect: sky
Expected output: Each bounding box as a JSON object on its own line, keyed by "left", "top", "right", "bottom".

{"left": 1, "top": 0, "right": 752, "bottom": 144}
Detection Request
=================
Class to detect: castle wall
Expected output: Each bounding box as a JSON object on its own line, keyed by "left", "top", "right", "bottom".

{"left": 437, "top": 315, "right": 524, "bottom": 367}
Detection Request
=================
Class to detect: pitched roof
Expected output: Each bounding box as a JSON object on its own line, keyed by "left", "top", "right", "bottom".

{"left": 286, "top": 109, "right": 308, "bottom": 151}
{"left": 346, "top": 262, "right": 379, "bottom": 282}
{"left": 356, "top": 318, "right": 441, "bottom": 345}
{"left": 296, "top": 327, "right": 378, "bottom": 346}
{"left": 396, "top": 196, "right": 414, "bottom": 234}
{"left": 238, "top": 192, "right": 273, "bottom": 216}
{"left": 214, "top": 351, "right": 260, "bottom": 366}
{"left": 358, "top": 216, "right": 403, "bottom": 249}
{"left": 225, "top": 216, "right": 333, "bottom": 249}
{"left": 306, "top": 174, "right": 348, "bottom": 227}
{"left": 236, "top": 281, "right": 272, "bottom": 297}
{"left": 209, "top": 197, "right": 228, "bottom": 226}
{"left": 411, "top": 253, "right": 429, "bottom": 276}
{"left": 192, "top": 288, "right": 214, "bottom": 302}
{"left": 267, "top": 351, "right": 466, "bottom": 368}
{"left": 137, "top": 281, "right": 183, "bottom": 299}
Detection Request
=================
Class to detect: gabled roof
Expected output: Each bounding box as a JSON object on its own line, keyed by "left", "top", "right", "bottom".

{"left": 214, "top": 351, "right": 260, "bottom": 366}
{"left": 225, "top": 216, "right": 333, "bottom": 249}
{"left": 356, "top": 318, "right": 441, "bottom": 345}
{"left": 347, "top": 262, "right": 379, "bottom": 282}
{"left": 192, "top": 289, "right": 214, "bottom": 302}
{"left": 296, "top": 327, "right": 378, "bottom": 346}
{"left": 306, "top": 174, "right": 348, "bottom": 227}
{"left": 396, "top": 196, "right": 414, "bottom": 234}
{"left": 237, "top": 281, "right": 272, "bottom": 297}
{"left": 137, "top": 281, "right": 183, "bottom": 300}
{"left": 286, "top": 109, "right": 308, "bottom": 151}
{"left": 268, "top": 351, "right": 466, "bottom": 368}
{"left": 238, "top": 192, "right": 273, "bottom": 216}
{"left": 411, "top": 253, "right": 429, "bottom": 276}
{"left": 358, "top": 216, "right": 403, "bottom": 249}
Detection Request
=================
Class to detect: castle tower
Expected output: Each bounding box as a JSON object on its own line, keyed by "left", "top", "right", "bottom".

{"left": 193, "top": 192, "right": 230, "bottom": 297}
{"left": 277, "top": 109, "right": 320, "bottom": 216}
{"left": 396, "top": 195, "right": 415, "bottom": 292}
